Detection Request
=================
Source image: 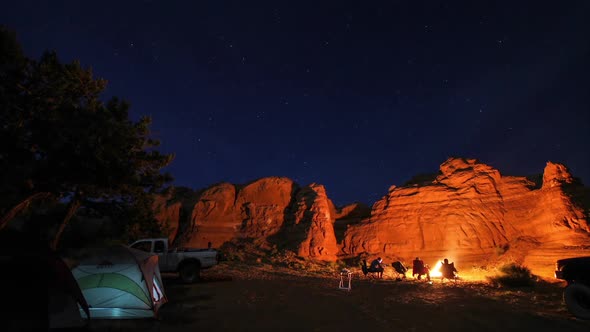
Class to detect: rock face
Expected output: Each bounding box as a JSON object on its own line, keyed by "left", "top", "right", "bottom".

{"left": 542, "top": 161, "right": 575, "bottom": 188}
{"left": 168, "top": 177, "right": 339, "bottom": 260}
{"left": 333, "top": 202, "right": 371, "bottom": 243}
{"left": 182, "top": 178, "right": 295, "bottom": 249}
{"left": 341, "top": 158, "right": 589, "bottom": 271}
{"left": 154, "top": 158, "right": 589, "bottom": 277}
{"left": 291, "top": 184, "right": 339, "bottom": 261}
{"left": 152, "top": 195, "right": 181, "bottom": 244}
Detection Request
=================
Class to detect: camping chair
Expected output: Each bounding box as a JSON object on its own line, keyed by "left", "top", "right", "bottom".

{"left": 392, "top": 261, "right": 408, "bottom": 281}
{"left": 361, "top": 260, "right": 378, "bottom": 279}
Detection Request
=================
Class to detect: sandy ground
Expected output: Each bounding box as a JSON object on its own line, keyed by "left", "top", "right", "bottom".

{"left": 86, "top": 262, "right": 590, "bottom": 332}
{"left": 82, "top": 264, "right": 590, "bottom": 332}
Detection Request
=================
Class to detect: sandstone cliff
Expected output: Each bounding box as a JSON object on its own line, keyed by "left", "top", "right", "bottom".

{"left": 154, "top": 158, "right": 589, "bottom": 277}
{"left": 291, "top": 183, "right": 339, "bottom": 260}
{"left": 162, "top": 177, "right": 341, "bottom": 260}
{"left": 152, "top": 195, "right": 181, "bottom": 244}
{"left": 341, "top": 158, "right": 589, "bottom": 274}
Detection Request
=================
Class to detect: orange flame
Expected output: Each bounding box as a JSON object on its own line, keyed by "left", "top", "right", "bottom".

{"left": 429, "top": 260, "right": 443, "bottom": 278}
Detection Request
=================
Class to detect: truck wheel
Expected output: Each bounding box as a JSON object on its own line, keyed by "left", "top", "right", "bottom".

{"left": 564, "top": 283, "right": 590, "bottom": 320}
{"left": 179, "top": 262, "right": 200, "bottom": 284}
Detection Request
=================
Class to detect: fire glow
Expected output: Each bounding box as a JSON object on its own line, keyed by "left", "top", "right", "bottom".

{"left": 429, "top": 260, "right": 443, "bottom": 278}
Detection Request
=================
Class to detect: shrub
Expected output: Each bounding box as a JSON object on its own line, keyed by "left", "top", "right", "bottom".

{"left": 487, "top": 263, "right": 536, "bottom": 288}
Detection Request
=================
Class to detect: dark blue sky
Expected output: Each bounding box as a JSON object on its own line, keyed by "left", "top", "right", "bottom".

{"left": 3, "top": 1, "right": 589, "bottom": 206}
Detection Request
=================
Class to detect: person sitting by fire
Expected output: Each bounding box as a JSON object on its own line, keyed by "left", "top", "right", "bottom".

{"left": 369, "top": 257, "right": 385, "bottom": 279}
{"left": 412, "top": 257, "right": 431, "bottom": 281}
{"left": 440, "top": 258, "right": 458, "bottom": 281}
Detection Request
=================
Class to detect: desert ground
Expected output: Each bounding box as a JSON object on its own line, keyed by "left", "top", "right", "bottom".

{"left": 87, "top": 262, "right": 589, "bottom": 332}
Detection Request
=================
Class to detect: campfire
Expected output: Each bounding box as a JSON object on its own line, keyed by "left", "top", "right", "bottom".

{"left": 429, "top": 260, "right": 443, "bottom": 278}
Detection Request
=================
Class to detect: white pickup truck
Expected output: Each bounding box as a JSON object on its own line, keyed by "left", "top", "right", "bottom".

{"left": 129, "top": 238, "right": 219, "bottom": 283}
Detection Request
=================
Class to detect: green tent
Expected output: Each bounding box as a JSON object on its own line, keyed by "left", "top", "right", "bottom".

{"left": 71, "top": 245, "right": 167, "bottom": 319}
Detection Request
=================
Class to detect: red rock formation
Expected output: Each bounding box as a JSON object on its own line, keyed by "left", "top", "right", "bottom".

{"left": 181, "top": 177, "right": 296, "bottom": 248}
{"left": 333, "top": 202, "right": 371, "bottom": 243}
{"left": 293, "top": 184, "right": 339, "bottom": 261}
{"left": 542, "top": 161, "right": 575, "bottom": 188}
{"left": 341, "top": 158, "right": 590, "bottom": 274}
{"left": 154, "top": 178, "right": 339, "bottom": 259}
{"left": 179, "top": 182, "right": 238, "bottom": 248}
{"left": 237, "top": 177, "right": 295, "bottom": 239}
{"left": 153, "top": 158, "right": 589, "bottom": 277}
{"left": 152, "top": 195, "right": 181, "bottom": 243}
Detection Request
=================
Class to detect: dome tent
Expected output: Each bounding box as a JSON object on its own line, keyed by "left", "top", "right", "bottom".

{"left": 71, "top": 245, "right": 167, "bottom": 319}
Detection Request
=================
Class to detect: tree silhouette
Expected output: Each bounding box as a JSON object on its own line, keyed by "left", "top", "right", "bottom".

{"left": 0, "top": 26, "right": 173, "bottom": 249}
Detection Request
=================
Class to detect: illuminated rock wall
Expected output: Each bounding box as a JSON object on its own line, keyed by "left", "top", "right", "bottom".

{"left": 342, "top": 158, "right": 589, "bottom": 271}
{"left": 155, "top": 158, "right": 589, "bottom": 276}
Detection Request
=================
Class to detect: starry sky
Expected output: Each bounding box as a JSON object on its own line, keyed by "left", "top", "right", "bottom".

{"left": 2, "top": 1, "right": 589, "bottom": 206}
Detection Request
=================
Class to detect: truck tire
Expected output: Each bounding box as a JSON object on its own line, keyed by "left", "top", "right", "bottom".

{"left": 564, "top": 283, "right": 590, "bottom": 320}
{"left": 179, "top": 262, "right": 200, "bottom": 284}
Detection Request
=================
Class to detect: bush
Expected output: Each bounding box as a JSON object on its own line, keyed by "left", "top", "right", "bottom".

{"left": 487, "top": 263, "right": 536, "bottom": 288}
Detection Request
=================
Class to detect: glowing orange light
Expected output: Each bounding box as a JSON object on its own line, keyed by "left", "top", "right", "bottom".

{"left": 429, "top": 260, "right": 443, "bottom": 278}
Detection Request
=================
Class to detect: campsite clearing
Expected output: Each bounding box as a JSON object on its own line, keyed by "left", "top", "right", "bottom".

{"left": 90, "top": 263, "right": 590, "bottom": 331}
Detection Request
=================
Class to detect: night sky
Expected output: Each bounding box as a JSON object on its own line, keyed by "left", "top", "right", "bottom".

{"left": 2, "top": 1, "right": 589, "bottom": 206}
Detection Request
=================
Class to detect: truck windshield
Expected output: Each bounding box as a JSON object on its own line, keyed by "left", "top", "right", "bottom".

{"left": 131, "top": 241, "right": 152, "bottom": 253}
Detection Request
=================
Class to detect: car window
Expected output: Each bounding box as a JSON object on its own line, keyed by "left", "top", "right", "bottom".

{"left": 154, "top": 240, "right": 165, "bottom": 253}
{"left": 131, "top": 241, "right": 152, "bottom": 252}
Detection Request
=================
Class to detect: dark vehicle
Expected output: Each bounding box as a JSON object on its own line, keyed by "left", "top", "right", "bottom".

{"left": 555, "top": 256, "right": 590, "bottom": 320}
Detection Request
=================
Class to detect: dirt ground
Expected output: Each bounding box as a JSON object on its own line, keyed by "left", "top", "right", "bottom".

{"left": 86, "top": 262, "right": 590, "bottom": 332}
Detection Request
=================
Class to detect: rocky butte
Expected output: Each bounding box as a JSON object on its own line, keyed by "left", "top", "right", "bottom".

{"left": 154, "top": 158, "right": 589, "bottom": 278}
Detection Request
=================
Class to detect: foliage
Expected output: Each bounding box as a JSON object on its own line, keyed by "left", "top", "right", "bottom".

{"left": 120, "top": 192, "right": 166, "bottom": 243}
{"left": 487, "top": 263, "right": 537, "bottom": 288}
{"left": 0, "top": 26, "right": 173, "bottom": 246}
